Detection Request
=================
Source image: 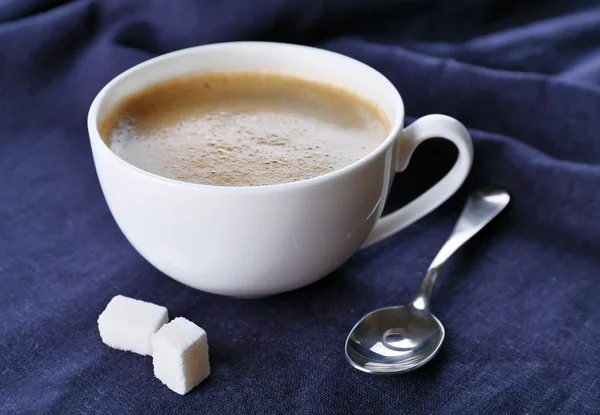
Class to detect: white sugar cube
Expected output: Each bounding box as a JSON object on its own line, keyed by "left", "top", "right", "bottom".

{"left": 98, "top": 295, "right": 169, "bottom": 356}
{"left": 151, "top": 317, "right": 210, "bottom": 395}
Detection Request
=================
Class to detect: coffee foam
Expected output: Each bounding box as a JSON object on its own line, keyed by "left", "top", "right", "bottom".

{"left": 103, "top": 72, "right": 390, "bottom": 186}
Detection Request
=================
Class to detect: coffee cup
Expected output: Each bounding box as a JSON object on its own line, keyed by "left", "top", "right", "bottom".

{"left": 87, "top": 42, "right": 473, "bottom": 297}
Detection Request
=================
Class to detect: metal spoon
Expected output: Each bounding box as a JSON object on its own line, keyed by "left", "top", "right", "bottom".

{"left": 345, "top": 187, "right": 510, "bottom": 374}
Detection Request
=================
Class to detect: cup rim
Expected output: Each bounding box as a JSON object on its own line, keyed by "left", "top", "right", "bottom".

{"left": 87, "top": 41, "right": 405, "bottom": 193}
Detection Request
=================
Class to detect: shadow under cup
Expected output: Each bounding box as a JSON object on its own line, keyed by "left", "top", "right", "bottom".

{"left": 87, "top": 42, "right": 406, "bottom": 297}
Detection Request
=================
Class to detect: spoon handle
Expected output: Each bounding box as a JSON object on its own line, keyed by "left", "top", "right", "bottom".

{"left": 412, "top": 187, "right": 510, "bottom": 310}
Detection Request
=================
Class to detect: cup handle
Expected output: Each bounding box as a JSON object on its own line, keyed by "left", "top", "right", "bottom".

{"left": 362, "top": 114, "right": 474, "bottom": 247}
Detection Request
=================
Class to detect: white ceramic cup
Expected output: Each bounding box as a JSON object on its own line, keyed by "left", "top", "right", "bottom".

{"left": 88, "top": 42, "right": 473, "bottom": 297}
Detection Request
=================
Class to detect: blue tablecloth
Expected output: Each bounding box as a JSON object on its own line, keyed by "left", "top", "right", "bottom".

{"left": 1, "top": 1, "right": 599, "bottom": 413}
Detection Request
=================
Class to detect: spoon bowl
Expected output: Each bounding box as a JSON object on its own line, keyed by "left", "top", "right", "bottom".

{"left": 346, "top": 305, "right": 445, "bottom": 374}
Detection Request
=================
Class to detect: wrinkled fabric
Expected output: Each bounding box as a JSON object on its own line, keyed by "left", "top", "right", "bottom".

{"left": 1, "top": 1, "right": 599, "bottom": 414}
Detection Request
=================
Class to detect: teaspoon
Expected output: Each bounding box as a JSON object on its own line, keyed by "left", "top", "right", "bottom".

{"left": 345, "top": 187, "right": 510, "bottom": 374}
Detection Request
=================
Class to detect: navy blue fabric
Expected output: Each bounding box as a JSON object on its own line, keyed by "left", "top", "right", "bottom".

{"left": 1, "top": 1, "right": 599, "bottom": 413}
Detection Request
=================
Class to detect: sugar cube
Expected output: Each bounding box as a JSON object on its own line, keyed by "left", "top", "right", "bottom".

{"left": 98, "top": 295, "right": 169, "bottom": 356}
{"left": 151, "top": 317, "right": 210, "bottom": 395}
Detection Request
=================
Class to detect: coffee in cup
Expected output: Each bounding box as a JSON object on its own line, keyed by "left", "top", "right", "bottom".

{"left": 101, "top": 72, "right": 391, "bottom": 187}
